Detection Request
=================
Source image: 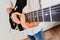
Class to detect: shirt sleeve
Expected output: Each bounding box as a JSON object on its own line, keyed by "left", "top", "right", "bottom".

{"left": 6, "top": 0, "right": 13, "bottom": 8}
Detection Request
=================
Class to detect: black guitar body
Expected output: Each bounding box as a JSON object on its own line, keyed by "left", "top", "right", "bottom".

{"left": 9, "top": 16, "right": 17, "bottom": 29}
{"left": 9, "top": 0, "right": 27, "bottom": 31}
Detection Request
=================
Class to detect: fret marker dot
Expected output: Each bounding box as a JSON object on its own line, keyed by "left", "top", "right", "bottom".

{"left": 45, "top": 13, "right": 48, "bottom": 16}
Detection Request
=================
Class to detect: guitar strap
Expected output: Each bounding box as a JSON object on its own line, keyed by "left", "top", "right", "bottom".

{"left": 9, "top": 0, "right": 27, "bottom": 31}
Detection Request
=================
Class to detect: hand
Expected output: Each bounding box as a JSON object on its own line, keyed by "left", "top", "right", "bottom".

{"left": 20, "top": 13, "right": 38, "bottom": 29}
{"left": 6, "top": 8, "right": 12, "bottom": 14}
{"left": 11, "top": 12, "right": 21, "bottom": 24}
{"left": 11, "top": 12, "right": 38, "bottom": 29}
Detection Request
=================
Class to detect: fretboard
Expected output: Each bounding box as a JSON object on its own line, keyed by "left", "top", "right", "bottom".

{"left": 25, "top": 4, "right": 60, "bottom": 22}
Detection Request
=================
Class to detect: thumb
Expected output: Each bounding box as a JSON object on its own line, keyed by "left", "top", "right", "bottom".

{"left": 21, "top": 14, "right": 26, "bottom": 23}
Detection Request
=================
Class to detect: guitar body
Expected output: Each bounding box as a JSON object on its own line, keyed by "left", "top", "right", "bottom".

{"left": 9, "top": 0, "right": 27, "bottom": 31}
{"left": 9, "top": 17, "right": 17, "bottom": 29}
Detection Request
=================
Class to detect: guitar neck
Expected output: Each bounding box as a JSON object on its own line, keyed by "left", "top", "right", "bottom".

{"left": 25, "top": 4, "right": 60, "bottom": 22}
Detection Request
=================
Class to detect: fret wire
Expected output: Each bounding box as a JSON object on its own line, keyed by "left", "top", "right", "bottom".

{"left": 28, "top": 13, "right": 30, "bottom": 22}
{"left": 37, "top": 10, "right": 39, "bottom": 22}
{"left": 49, "top": 7, "right": 52, "bottom": 22}
{"left": 31, "top": 12, "right": 33, "bottom": 22}
{"left": 26, "top": 13, "right": 29, "bottom": 22}
{"left": 31, "top": 12, "right": 34, "bottom": 22}
{"left": 34, "top": 11, "right": 37, "bottom": 22}
{"left": 26, "top": 14, "right": 28, "bottom": 22}
{"left": 29, "top": 13, "right": 31, "bottom": 22}
{"left": 30, "top": 12, "right": 32, "bottom": 22}
{"left": 33, "top": 12, "right": 35, "bottom": 22}
{"left": 42, "top": 9, "right": 44, "bottom": 22}
{"left": 28, "top": 13, "right": 31, "bottom": 22}
{"left": 32, "top": 12, "right": 34, "bottom": 22}
{"left": 27, "top": 14, "right": 29, "bottom": 22}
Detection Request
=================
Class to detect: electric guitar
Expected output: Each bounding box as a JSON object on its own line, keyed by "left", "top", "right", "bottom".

{"left": 25, "top": 4, "right": 60, "bottom": 22}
